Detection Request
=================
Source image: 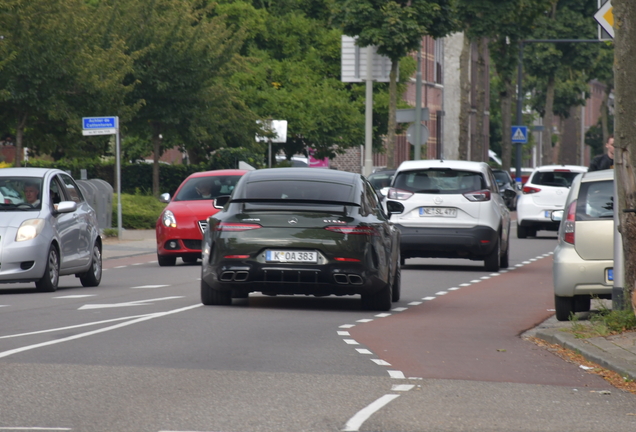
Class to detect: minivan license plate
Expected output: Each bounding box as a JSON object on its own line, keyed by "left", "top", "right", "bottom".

{"left": 607, "top": 268, "right": 613, "bottom": 282}
{"left": 420, "top": 207, "right": 457, "bottom": 217}
{"left": 266, "top": 250, "right": 317, "bottom": 263}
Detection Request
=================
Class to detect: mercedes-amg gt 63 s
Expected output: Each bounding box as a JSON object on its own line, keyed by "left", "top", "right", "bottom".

{"left": 200, "top": 168, "right": 401, "bottom": 311}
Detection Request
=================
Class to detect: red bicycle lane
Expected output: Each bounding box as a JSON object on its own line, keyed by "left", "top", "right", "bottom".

{"left": 349, "top": 256, "right": 613, "bottom": 389}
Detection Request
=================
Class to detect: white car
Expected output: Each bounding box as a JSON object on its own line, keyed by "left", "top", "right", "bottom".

{"left": 516, "top": 165, "right": 587, "bottom": 238}
{"left": 384, "top": 159, "right": 511, "bottom": 271}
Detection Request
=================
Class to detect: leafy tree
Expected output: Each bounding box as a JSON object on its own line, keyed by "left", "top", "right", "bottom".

{"left": 613, "top": 0, "right": 636, "bottom": 313}
{"left": 218, "top": 1, "right": 368, "bottom": 162}
{"left": 111, "top": 0, "right": 255, "bottom": 196}
{"left": 456, "top": 0, "right": 551, "bottom": 171}
{"left": 0, "top": 0, "right": 134, "bottom": 165}
{"left": 333, "top": 0, "right": 456, "bottom": 168}
{"left": 524, "top": 0, "right": 609, "bottom": 165}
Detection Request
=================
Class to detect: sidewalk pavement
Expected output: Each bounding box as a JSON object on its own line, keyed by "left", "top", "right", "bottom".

{"left": 101, "top": 230, "right": 636, "bottom": 382}
{"left": 101, "top": 229, "right": 156, "bottom": 260}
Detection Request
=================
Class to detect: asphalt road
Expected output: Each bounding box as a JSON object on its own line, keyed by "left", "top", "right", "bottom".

{"left": 0, "top": 229, "right": 635, "bottom": 432}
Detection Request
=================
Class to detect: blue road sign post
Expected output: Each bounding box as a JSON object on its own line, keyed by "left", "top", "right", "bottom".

{"left": 81, "top": 116, "right": 122, "bottom": 239}
{"left": 511, "top": 125, "right": 528, "bottom": 144}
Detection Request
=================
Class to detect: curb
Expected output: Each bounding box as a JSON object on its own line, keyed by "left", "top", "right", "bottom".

{"left": 535, "top": 328, "right": 636, "bottom": 381}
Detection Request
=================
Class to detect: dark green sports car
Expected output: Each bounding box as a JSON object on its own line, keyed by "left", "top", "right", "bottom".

{"left": 200, "top": 168, "right": 401, "bottom": 310}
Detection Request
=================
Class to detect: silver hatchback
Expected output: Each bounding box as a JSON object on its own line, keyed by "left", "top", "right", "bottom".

{"left": 552, "top": 169, "right": 614, "bottom": 321}
{"left": 0, "top": 168, "right": 102, "bottom": 291}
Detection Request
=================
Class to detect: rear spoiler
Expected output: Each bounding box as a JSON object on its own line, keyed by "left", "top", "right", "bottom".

{"left": 230, "top": 198, "right": 359, "bottom": 216}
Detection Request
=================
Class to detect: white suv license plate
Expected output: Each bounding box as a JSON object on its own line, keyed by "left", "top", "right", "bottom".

{"left": 266, "top": 250, "right": 318, "bottom": 263}
{"left": 420, "top": 207, "right": 457, "bottom": 217}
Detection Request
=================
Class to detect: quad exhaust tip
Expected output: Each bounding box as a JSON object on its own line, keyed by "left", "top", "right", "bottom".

{"left": 334, "top": 273, "right": 363, "bottom": 285}
{"left": 220, "top": 271, "right": 249, "bottom": 282}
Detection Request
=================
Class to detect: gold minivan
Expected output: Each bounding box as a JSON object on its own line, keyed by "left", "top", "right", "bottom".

{"left": 552, "top": 169, "right": 614, "bottom": 321}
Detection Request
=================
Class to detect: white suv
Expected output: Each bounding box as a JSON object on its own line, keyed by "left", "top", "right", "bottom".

{"left": 384, "top": 160, "right": 511, "bottom": 271}
{"left": 516, "top": 165, "right": 587, "bottom": 238}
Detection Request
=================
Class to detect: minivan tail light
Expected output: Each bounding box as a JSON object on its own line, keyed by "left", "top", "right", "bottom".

{"left": 523, "top": 186, "right": 541, "bottom": 194}
{"left": 463, "top": 189, "right": 491, "bottom": 202}
{"left": 563, "top": 200, "right": 577, "bottom": 244}
{"left": 325, "top": 226, "right": 379, "bottom": 236}
{"left": 387, "top": 188, "right": 414, "bottom": 200}
{"left": 215, "top": 222, "right": 262, "bottom": 232}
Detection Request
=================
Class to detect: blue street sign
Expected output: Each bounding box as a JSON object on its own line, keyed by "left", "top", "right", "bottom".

{"left": 511, "top": 126, "right": 528, "bottom": 143}
{"left": 83, "top": 116, "right": 117, "bottom": 130}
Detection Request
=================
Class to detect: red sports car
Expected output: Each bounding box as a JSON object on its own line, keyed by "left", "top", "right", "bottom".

{"left": 156, "top": 169, "right": 248, "bottom": 266}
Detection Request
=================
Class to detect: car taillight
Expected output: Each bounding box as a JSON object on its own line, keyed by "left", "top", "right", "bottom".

{"left": 387, "top": 188, "right": 414, "bottom": 200}
{"left": 325, "top": 226, "right": 379, "bottom": 236}
{"left": 563, "top": 200, "right": 577, "bottom": 244}
{"left": 523, "top": 186, "right": 541, "bottom": 194}
{"left": 463, "top": 189, "right": 491, "bottom": 202}
{"left": 215, "top": 222, "right": 262, "bottom": 231}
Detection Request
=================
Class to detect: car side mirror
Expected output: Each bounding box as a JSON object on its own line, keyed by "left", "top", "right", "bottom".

{"left": 386, "top": 200, "right": 404, "bottom": 215}
{"left": 54, "top": 201, "right": 77, "bottom": 214}
{"left": 214, "top": 195, "right": 230, "bottom": 209}
{"left": 159, "top": 193, "right": 171, "bottom": 203}
{"left": 551, "top": 210, "right": 564, "bottom": 222}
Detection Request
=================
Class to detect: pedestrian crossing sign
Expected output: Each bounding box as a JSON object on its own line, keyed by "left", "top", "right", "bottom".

{"left": 511, "top": 126, "right": 528, "bottom": 143}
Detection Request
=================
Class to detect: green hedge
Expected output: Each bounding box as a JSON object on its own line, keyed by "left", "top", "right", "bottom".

{"left": 25, "top": 147, "right": 264, "bottom": 195}
{"left": 113, "top": 193, "right": 166, "bottom": 229}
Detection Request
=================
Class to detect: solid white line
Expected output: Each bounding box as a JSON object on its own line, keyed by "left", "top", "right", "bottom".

{"left": 0, "top": 427, "right": 71, "bottom": 430}
{"left": 0, "top": 304, "right": 202, "bottom": 359}
{"left": 0, "top": 314, "right": 158, "bottom": 339}
{"left": 342, "top": 394, "right": 400, "bottom": 431}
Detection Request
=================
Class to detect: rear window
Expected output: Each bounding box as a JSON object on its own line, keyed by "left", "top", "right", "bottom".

{"left": 393, "top": 169, "right": 485, "bottom": 194}
{"left": 576, "top": 180, "right": 614, "bottom": 220}
{"left": 174, "top": 175, "right": 242, "bottom": 201}
{"left": 244, "top": 180, "right": 354, "bottom": 202}
{"left": 531, "top": 170, "right": 580, "bottom": 187}
{"left": 493, "top": 171, "right": 511, "bottom": 185}
{"left": 367, "top": 172, "right": 394, "bottom": 190}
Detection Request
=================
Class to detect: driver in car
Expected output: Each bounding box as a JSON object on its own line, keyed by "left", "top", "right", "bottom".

{"left": 24, "top": 183, "right": 40, "bottom": 206}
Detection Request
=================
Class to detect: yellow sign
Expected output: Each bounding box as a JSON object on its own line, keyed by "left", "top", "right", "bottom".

{"left": 595, "top": 1, "right": 614, "bottom": 39}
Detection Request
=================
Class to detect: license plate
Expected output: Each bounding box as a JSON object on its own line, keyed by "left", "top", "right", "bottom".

{"left": 420, "top": 207, "right": 457, "bottom": 217}
{"left": 544, "top": 210, "right": 552, "bottom": 218}
{"left": 266, "top": 250, "right": 318, "bottom": 263}
{"left": 607, "top": 268, "right": 613, "bottom": 281}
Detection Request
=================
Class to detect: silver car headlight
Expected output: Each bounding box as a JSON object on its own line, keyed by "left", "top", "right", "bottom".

{"left": 162, "top": 210, "right": 177, "bottom": 228}
{"left": 16, "top": 219, "right": 45, "bottom": 242}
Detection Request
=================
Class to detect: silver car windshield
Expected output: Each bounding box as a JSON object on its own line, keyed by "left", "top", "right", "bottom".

{"left": 0, "top": 177, "right": 43, "bottom": 211}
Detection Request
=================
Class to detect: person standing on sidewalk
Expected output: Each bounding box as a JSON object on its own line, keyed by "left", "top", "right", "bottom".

{"left": 589, "top": 135, "right": 614, "bottom": 172}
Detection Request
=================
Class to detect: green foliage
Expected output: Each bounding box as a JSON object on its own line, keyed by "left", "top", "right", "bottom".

{"left": 113, "top": 192, "right": 166, "bottom": 230}
{"left": 570, "top": 300, "right": 636, "bottom": 338}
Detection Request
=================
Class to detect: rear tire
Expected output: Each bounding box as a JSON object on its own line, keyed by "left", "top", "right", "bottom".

{"left": 499, "top": 238, "right": 509, "bottom": 269}
{"left": 201, "top": 279, "right": 232, "bottom": 306}
{"left": 484, "top": 238, "right": 500, "bottom": 272}
{"left": 555, "top": 295, "right": 575, "bottom": 321}
{"left": 158, "top": 254, "right": 176, "bottom": 267}
{"left": 392, "top": 265, "right": 401, "bottom": 302}
{"left": 517, "top": 224, "right": 528, "bottom": 239}
{"left": 361, "top": 282, "right": 391, "bottom": 311}
{"left": 79, "top": 244, "right": 102, "bottom": 287}
{"left": 36, "top": 246, "right": 60, "bottom": 292}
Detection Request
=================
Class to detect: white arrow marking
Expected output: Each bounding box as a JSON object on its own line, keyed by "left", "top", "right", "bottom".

{"left": 78, "top": 296, "right": 184, "bottom": 310}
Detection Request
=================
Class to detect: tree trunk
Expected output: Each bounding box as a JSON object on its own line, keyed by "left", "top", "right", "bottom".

{"left": 458, "top": 35, "right": 470, "bottom": 161}
{"left": 151, "top": 123, "right": 162, "bottom": 197}
{"left": 14, "top": 112, "right": 27, "bottom": 167}
{"left": 386, "top": 60, "right": 398, "bottom": 169}
{"left": 613, "top": 0, "right": 636, "bottom": 311}
{"left": 542, "top": 76, "right": 556, "bottom": 165}
{"left": 472, "top": 37, "right": 488, "bottom": 162}
{"left": 500, "top": 79, "right": 514, "bottom": 172}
